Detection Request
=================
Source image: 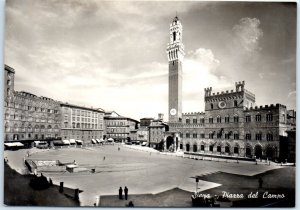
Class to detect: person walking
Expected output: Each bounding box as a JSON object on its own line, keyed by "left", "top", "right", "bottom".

{"left": 124, "top": 186, "right": 128, "bottom": 200}
{"left": 119, "top": 187, "right": 123, "bottom": 200}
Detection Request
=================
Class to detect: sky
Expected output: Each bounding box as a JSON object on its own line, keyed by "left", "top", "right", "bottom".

{"left": 5, "top": 0, "right": 296, "bottom": 121}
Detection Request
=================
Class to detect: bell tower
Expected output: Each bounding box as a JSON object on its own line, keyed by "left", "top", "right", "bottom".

{"left": 167, "top": 16, "right": 185, "bottom": 123}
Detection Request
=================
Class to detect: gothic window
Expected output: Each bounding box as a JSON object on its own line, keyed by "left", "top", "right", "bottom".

{"left": 245, "top": 115, "right": 251, "bottom": 122}
{"left": 193, "top": 133, "right": 197, "bottom": 138}
{"left": 225, "top": 133, "right": 230, "bottom": 139}
{"left": 217, "top": 116, "right": 221, "bottom": 123}
{"left": 180, "top": 133, "right": 183, "bottom": 138}
{"left": 186, "top": 118, "right": 190, "bottom": 124}
{"left": 200, "top": 133, "right": 205, "bottom": 138}
{"left": 186, "top": 133, "right": 190, "bottom": 138}
{"left": 225, "top": 116, "right": 230, "bottom": 123}
{"left": 211, "top": 103, "right": 214, "bottom": 109}
{"left": 209, "top": 145, "right": 213, "bottom": 151}
{"left": 234, "top": 133, "right": 239, "bottom": 140}
{"left": 267, "top": 133, "right": 273, "bottom": 141}
{"left": 209, "top": 117, "right": 213, "bottom": 124}
{"left": 193, "top": 118, "right": 197, "bottom": 124}
{"left": 209, "top": 132, "right": 214, "bottom": 139}
{"left": 255, "top": 114, "right": 261, "bottom": 122}
{"left": 173, "top": 31, "right": 176, "bottom": 41}
{"left": 266, "top": 113, "right": 273, "bottom": 122}
{"left": 200, "top": 118, "right": 205, "bottom": 124}
{"left": 217, "top": 132, "right": 222, "bottom": 139}
{"left": 234, "top": 115, "right": 239, "bottom": 123}
{"left": 234, "top": 100, "right": 238, "bottom": 107}
{"left": 256, "top": 133, "right": 262, "bottom": 140}
{"left": 245, "top": 133, "right": 251, "bottom": 140}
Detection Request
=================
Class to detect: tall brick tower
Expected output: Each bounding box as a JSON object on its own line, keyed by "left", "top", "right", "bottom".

{"left": 167, "top": 16, "right": 185, "bottom": 123}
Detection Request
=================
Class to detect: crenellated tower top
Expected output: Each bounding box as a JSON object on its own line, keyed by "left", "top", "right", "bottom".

{"left": 166, "top": 16, "right": 185, "bottom": 62}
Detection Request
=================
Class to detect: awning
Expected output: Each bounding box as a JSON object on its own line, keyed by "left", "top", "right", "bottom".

{"left": 107, "top": 138, "right": 114, "bottom": 142}
{"left": 4, "top": 142, "right": 24, "bottom": 147}
{"left": 34, "top": 141, "right": 40, "bottom": 144}
{"left": 66, "top": 164, "right": 78, "bottom": 169}
{"left": 91, "top": 139, "right": 96, "bottom": 144}
{"left": 62, "top": 140, "right": 70, "bottom": 145}
{"left": 69, "top": 139, "right": 76, "bottom": 144}
{"left": 96, "top": 139, "right": 100, "bottom": 143}
{"left": 76, "top": 140, "right": 83, "bottom": 143}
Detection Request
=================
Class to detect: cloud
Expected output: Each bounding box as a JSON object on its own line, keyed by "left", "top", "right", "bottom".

{"left": 232, "top": 17, "right": 263, "bottom": 53}
{"left": 182, "top": 48, "right": 231, "bottom": 112}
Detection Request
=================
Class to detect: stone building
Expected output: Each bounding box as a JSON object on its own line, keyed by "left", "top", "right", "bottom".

{"left": 60, "top": 103, "right": 105, "bottom": 143}
{"left": 149, "top": 119, "right": 169, "bottom": 150}
{"left": 4, "top": 65, "right": 61, "bottom": 144}
{"left": 104, "top": 111, "right": 139, "bottom": 142}
{"left": 163, "top": 17, "right": 296, "bottom": 161}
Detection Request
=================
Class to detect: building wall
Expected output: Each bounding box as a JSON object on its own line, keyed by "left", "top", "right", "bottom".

{"left": 166, "top": 82, "right": 295, "bottom": 161}
{"left": 61, "top": 104, "right": 104, "bottom": 143}
{"left": 104, "top": 117, "right": 138, "bottom": 142}
{"left": 4, "top": 91, "right": 61, "bottom": 141}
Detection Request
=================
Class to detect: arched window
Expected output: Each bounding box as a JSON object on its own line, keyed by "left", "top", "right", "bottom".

{"left": 256, "top": 132, "right": 262, "bottom": 140}
{"left": 234, "top": 132, "right": 239, "bottom": 140}
{"left": 224, "top": 115, "right": 230, "bottom": 123}
{"left": 267, "top": 133, "right": 273, "bottom": 141}
{"left": 255, "top": 114, "right": 261, "bottom": 122}
{"left": 186, "top": 118, "right": 190, "bottom": 124}
{"left": 245, "top": 132, "right": 251, "bottom": 140}
{"left": 173, "top": 31, "right": 176, "bottom": 41}
{"left": 245, "top": 115, "right": 251, "bottom": 122}
{"left": 234, "top": 115, "right": 239, "bottom": 123}
{"left": 234, "top": 100, "right": 238, "bottom": 107}
{"left": 211, "top": 103, "right": 214, "bottom": 110}
{"left": 217, "top": 116, "right": 221, "bottom": 123}
{"left": 266, "top": 113, "right": 273, "bottom": 121}
{"left": 209, "top": 116, "right": 213, "bottom": 124}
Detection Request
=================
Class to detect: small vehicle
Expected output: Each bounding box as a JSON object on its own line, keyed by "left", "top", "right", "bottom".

{"left": 141, "top": 142, "right": 147, "bottom": 147}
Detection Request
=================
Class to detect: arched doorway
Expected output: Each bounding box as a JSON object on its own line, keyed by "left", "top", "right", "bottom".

{"left": 186, "top": 144, "right": 190, "bottom": 152}
{"left": 234, "top": 147, "right": 239, "bottom": 154}
{"left": 217, "top": 145, "right": 221, "bottom": 152}
{"left": 254, "top": 145, "right": 263, "bottom": 159}
{"left": 193, "top": 144, "right": 197, "bottom": 152}
{"left": 166, "top": 136, "right": 174, "bottom": 150}
{"left": 246, "top": 146, "right": 252, "bottom": 157}
{"left": 201, "top": 145, "right": 205, "bottom": 151}
{"left": 180, "top": 143, "right": 183, "bottom": 150}
{"left": 225, "top": 145, "right": 230, "bottom": 153}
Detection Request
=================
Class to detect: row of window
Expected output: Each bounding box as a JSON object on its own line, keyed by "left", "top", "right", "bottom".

{"left": 184, "top": 113, "right": 274, "bottom": 124}
{"left": 70, "top": 108, "right": 102, "bottom": 118}
{"left": 70, "top": 116, "right": 102, "bottom": 123}
{"left": 64, "top": 122, "right": 102, "bottom": 129}
{"left": 63, "top": 130, "right": 103, "bottom": 135}
{"left": 106, "top": 121, "right": 128, "bottom": 126}
{"left": 180, "top": 133, "right": 274, "bottom": 141}
{"left": 8, "top": 103, "right": 59, "bottom": 113}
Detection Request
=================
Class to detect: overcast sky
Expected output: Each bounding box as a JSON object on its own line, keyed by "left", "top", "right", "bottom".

{"left": 5, "top": 1, "right": 296, "bottom": 121}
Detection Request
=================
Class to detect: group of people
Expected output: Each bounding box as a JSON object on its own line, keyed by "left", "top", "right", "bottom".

{"left": 119, "top": 186, "right": 129, "bottom": 200}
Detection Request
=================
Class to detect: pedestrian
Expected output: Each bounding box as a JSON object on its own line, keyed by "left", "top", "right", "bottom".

{"left": 124, "top": 186, "right": 128, "bottom": 200}
{"left": 119, "top": 187, "right": 123, "bottom": 199}
{"left": 128, "top": 201, "right": 134, "bottom": 207}
{"left": 258, "top": 177, "right": 263, "bottom": 188}
{"left": 118, "top": 147, "right": 120, "bottom": 151}
{"left": 103, "top": 156, "right": 106, "bottom": 161}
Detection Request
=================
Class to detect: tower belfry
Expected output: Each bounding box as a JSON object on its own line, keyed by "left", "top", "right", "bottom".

{"left": 167, "top": 16, "right": 185, "bottom": 123}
